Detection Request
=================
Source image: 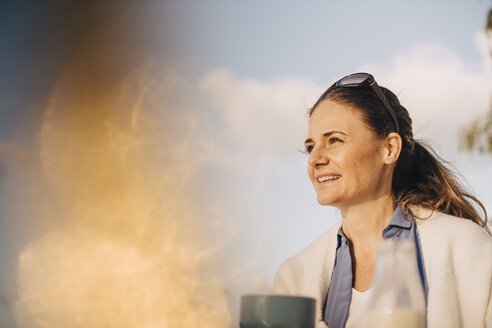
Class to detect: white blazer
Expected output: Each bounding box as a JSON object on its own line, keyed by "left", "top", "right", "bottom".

{"left": 273, "top": 208, "right": 492, "bottom": 328}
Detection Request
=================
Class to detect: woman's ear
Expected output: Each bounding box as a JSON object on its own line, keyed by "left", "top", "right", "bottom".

{"left": 383, "top": 132, "right": 402, "bottom": 165}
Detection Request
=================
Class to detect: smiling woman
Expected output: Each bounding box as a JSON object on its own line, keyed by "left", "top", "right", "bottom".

{"left": 305, "top": 101, "right": 396, "bottom": 210}
{"left": 273, "top": 73, "right": 492, "bottom": 328}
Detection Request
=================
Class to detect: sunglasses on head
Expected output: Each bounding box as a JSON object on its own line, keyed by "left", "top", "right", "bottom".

{"left": 328, "top": 72, "right": 400, "bottom": 134}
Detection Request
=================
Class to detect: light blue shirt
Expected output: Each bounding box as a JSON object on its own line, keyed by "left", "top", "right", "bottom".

{"left": 323, "top": 205, "right": 428, "bottom": 328}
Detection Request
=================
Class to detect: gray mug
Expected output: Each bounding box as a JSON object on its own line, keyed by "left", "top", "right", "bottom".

{"left": 240, "top": 294, "right": 316, "bottom": 328}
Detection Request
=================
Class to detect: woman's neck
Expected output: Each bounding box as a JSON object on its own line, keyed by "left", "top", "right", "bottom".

{"left": 339, "top": 196, "right": 396, "bottom": 244}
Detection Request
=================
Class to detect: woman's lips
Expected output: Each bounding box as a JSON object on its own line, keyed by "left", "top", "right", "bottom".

{"left": 316, "top": 174, "right": 341, "bottom": 183}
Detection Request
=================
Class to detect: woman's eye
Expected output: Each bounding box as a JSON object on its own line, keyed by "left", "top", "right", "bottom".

{"left": 329, "top": 137, "right": 343, "bottom": 144}
{"left": 304, "top": 145, "right": 314, "bottom": 154}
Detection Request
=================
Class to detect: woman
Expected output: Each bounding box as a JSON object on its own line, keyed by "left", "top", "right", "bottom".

{"left": 273, "top": 73, "right": 492, "bottom": 328}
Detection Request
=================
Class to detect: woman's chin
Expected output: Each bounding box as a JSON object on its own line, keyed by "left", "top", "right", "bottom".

{"left": 316, "top": 195, "right": 340, "bottom": 207}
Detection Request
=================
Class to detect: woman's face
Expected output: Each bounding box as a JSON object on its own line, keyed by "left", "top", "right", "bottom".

{"left": 305, "top": 100, "right": 391, "bottom": 209}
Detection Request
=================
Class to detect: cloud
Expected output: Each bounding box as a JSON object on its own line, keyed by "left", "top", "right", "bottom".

{"left": 359, "top": 37, "right": 492, "bottom": 156}
{"left": 200, "top": 36, "right": 491, "bottom": 159}
{"left": 475, "top": 31, "right": 492, "bottom": 72}
{"left": 200, "top": 69, "right": 322, "bottom": 157}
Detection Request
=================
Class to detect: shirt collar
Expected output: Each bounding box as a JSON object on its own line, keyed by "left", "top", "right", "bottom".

{"left": 384, "top": 204, "right": 412, "bottom": 230}
{"left": 336, "top": 228, "right": 349, "bottom": 248}
{"left": 336, "top": 204, "right": 413, "bottom": 248}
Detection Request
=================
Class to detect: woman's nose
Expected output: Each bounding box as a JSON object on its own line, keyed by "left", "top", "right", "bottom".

{"left": 308, "top": 146, "right": 329, "bottom": 167}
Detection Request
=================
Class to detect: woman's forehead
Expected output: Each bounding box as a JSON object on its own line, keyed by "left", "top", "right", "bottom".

{"left": 309, "top": 100, "right": 366, "bottom": 131}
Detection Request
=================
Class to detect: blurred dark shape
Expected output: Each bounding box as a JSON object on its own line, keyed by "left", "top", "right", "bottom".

{"left": 462, "top": 112, "right": 492, "bottom": 153}
{"left": 0, "top": 1, "right": 115, "bottom": 140}
{"left": 0, "top": 2, "right": 127, "bottom": 327}
{"left": 488, "top": 8, "right": 492, "bottom": 31}
{"left": 462, "top": 7, "right": 492, "bottom": 153}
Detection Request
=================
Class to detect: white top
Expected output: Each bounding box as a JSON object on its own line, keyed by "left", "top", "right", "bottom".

{"left": 345, "top": 288, "right": 372, "bottom": 328}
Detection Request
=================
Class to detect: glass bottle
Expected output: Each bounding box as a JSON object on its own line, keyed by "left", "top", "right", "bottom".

{"left": 364, "top": 239, "right": 425, "bottom": 328}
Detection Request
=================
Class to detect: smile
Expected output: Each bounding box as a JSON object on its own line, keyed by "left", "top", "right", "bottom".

{"left": 317, "top": 175, "right": 341, "bottom": 183}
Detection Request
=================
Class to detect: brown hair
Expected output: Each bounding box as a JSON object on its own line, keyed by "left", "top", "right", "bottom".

{"left": 310, "top": 86, "right": 490, "bottom": 235}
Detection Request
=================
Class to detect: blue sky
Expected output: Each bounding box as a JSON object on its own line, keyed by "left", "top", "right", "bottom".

{"left": 1, "top": 1, "right": 491, "bottom": 327}
{"left": 154, "top": 0, "right": 490, "bottom": 78}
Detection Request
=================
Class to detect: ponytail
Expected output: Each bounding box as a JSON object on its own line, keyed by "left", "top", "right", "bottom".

{"left": 394, "top": 140, "right": 490, "bottom": 235}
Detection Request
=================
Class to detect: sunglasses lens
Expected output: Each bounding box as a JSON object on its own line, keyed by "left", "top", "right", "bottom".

{"left": 338, "top": 73, "right": 371, "bottom": 86}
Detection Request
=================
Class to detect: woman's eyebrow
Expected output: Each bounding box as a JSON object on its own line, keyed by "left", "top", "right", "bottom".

{"left": 304, "top": 131, "right": 347, "bottom": 145}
